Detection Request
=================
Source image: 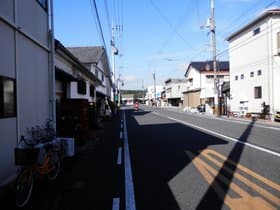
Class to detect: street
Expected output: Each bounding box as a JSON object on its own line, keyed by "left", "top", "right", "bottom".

{"left": 3, "top": 105, "right": 280, "bottom": 210}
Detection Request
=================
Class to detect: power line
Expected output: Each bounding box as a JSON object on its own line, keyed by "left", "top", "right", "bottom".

{"left": 149, "top": 0, "right": 195, "bottom": 51}
{"left": 219, "top": 0, "right": 278, "bottom": 38}
{"left": 104, "top": 0, "right": 112, "bottom": 39}
{"left": 90, "top": 0, "right": 108, "bottom": 53}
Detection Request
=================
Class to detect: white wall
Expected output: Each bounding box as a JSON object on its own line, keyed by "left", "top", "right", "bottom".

{"left": 0, "top": 0, "right": 51, "bottom": 187}
{"left": 165, "top": 82, "right": 188, "bottom": 99}
{"left": 229, "top": 15, "right": 279, "bottom": 113}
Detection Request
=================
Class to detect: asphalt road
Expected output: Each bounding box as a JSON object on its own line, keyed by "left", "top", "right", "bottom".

{"left": 125, "top": 105, "right": 280, "bottom": 210}
{"left": 2, "top": 105, "right": 280, "bottom": 210}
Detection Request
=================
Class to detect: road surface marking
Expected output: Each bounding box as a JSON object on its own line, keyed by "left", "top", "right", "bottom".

{"left": 153, "top": 112, "right": 280, "bottom": 158}
{"left": 120, "top": 131, "right": 123, "bottom": 139}
{"left": 117, "top": 147, "right": 122, "bottom": 165}
{"left": 121, "top": 123, "right": 123, "bottom": 129}
{"left": 112, "top": 198, "right": 120, "bottom": 210}
{"left": 164, "top": 108, "right": 280, "bottom": 131}
{"left": 123, "top": 111, "right": 137, "bottom": 210}
{"left": 186, "top": 149, "right": 280, "bottom": 210}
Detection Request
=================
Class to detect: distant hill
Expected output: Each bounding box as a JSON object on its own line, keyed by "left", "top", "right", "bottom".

{"left": 120, "top": 89, "right": 146, "bottom": 99}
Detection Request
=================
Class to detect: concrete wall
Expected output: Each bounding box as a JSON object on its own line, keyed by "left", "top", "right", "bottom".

{"left": 0, "top": 0, "right": 51, "bottom": 187}
{"left": 165, "top": 82, "right": 188, "bottom": 99}
{"left": 229, "top": 15, "right": 280, "bottom": 114}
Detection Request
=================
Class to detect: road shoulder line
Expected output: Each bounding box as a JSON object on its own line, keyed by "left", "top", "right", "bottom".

{"left": 153, "top": 112, "right": 280, "bottom": 158}
{"left": 123, "top": 111, "right": 137, "bottom": 210}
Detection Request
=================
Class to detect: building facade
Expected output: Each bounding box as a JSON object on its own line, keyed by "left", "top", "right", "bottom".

{"left": 227, "top": 9, "right": 280, "bottom": 117}
{"left": 68, "top": 47, "right": 113, "bottom": 115}
{"left": 0, "top": 0, "right": 54, "bottom": 188}
{"left": 165, "top": 78, "right": 188, "bottom": 107}
{"left": 184, "top": 61, "right": 229, "bottom": 112}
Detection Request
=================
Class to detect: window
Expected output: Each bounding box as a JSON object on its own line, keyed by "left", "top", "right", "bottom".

{"left": 188, "top": 78, "right": 193, "bottom": 86}
{"left": 254, "top": 86, "right": 262, "bottom": 99}
{"left": 101, "top": 74, "right": 104, "bottom": 82}
{"left": 250, "top": 72, "right": 254, "bottom": 77}
{"left": 95, "top": 69, "right": 98, "bottom": 78}
{"left": 77, "top": 80, "right": 86, "bottom": 95}
{"left": 206, "top": 75, "right": 214, "bottom": 83}
{"left": 90, "top": 85, "right": 95, "bottom": 97}
{"left": 235, "top": 75, "right": 238, "bottom": 80}
{"left": 240, "top": 74, "right": 244, "bottom": 79}
{"left": 257, "top": 69, "right": 262, "bottom": 76}
{"left": 0, "top": 76, "right": 16, "bottom": 118}
{"left": 253, "top": 27, "right": 260, "bottom": 36}
{"left": 37, "top": 0, "right": 47, "bottom": 10}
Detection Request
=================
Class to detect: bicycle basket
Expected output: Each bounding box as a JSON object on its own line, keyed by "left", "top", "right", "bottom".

{"left": 14, "top": 147, "right": 39, "bottom": 166}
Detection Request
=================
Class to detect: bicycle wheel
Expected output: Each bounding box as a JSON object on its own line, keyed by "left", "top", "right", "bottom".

{"left": 47, "top": 151, "right": 61, "bottom": 181}
{"left": 15, "top": 168, "right": 34, "bottom": 208}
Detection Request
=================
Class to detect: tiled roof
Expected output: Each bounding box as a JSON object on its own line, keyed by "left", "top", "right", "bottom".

{"left": 185, "top": 61, "right": 229, "bottom": 77}
{"left": 67, "top": 46, "right": 104, "bottom": 64}
{"left": 189, "top": 61, "right": 229, "bottom": 71}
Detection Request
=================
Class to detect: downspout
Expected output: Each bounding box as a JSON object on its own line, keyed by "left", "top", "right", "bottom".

{"left": 49, "top": 0, "right": 56, "bottom": 130}
{"left": 14, "top": 0, "right": 20, "bottom": 145}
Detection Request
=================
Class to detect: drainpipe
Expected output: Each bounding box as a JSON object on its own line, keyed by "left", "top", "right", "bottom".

{"left": 14, "top": 0, "right": 20, "bottom": 145}
{"left": 49, "top": 0, "right": 56, "bottom": 130}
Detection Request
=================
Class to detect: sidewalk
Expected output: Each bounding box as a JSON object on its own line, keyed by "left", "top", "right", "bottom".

{"left": 1, "top": 112, "right": 122, "bottom": 210}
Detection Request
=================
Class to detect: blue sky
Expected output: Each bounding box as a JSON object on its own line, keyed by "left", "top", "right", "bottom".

{"left": 54, "top": 0, "right": 279, "bottom": 90}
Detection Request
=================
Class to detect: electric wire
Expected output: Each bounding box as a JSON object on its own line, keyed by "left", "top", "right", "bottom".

{"left": 149, "top": 0, "right": 195, "bottom": 51}
{"left": 90, "top": 0, "right": 108, "bottom": 53}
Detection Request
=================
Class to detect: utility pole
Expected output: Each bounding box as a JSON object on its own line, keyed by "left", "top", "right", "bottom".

{"left": 210, "top": 0, "right": 220, "bottom": 116}
{"left": 142, "top": 80, "right": 145, "bottom": 104}
{"left": 153, "top": 72, "right": 156, "bottom": 106}
{"left": 111, "top": 25, "right": 119, "bottom": 104}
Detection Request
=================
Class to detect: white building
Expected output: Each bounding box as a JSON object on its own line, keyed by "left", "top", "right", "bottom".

{"left": 145, "top": 85, "right": 164, "bottom": 105}
{"left": 55, "top": 40, "right": 100, "bottom": 104}
{"left": 184, "top": 61, "right": 229, "bottom": 112}
{"left": 165, "top": 78, "right": 188, "bottom": 107}
{"left": 68, "top": 47, "right": 113, "bottom": 114}
{"left": 0, "top": 0, "right": 55, "bottom": 188}
{"left": 227, "top": 9, "right": 280, "bottom": 117}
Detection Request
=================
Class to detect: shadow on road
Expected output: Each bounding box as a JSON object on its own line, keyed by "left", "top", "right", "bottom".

{"left": 126, "top": 109, "right": 230, "bottom": 210}
{"left": 196, "top": 119, "right": 256, "bottom": 209}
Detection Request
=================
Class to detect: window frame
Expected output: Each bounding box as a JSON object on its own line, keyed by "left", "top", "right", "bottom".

{"left": 0, "top": 76, "right": 17, "bottom": 118}
{"left": 253, "top": 27, "right": 260, "bottom": 36}
{"left": 77, "top": 80, "right": 87, "bottom": 95}
{"left": 90, "top": 85, "right": 95, "bottom": 97}
{"left": 254, "top": 86, "right": 262, "bottom": 99}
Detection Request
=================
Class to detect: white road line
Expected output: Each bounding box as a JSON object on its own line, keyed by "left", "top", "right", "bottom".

{"left": 117, "top": 147, "right": 122, "bottom": 165}
{"left": 153, "top": 112, "right": 280, "bottom": 158}
{"left": 121, "top": 123, "right": 123, "bottom": 129}
{"left": 167, "top": 109, "right": 280, "bottom": 131}
{"left": 112, "top": 198, "right": 120, "bottom": 210}
{"left": 123, "top": 111, "right": 137, "bottom": 210}
{"left": 120, "top": 131, "right": 123, "bottom": 139}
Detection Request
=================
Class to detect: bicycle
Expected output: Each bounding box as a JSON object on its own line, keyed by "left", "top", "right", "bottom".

{"left": 14, "top": 128, "right": 61, "bottom": 208}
